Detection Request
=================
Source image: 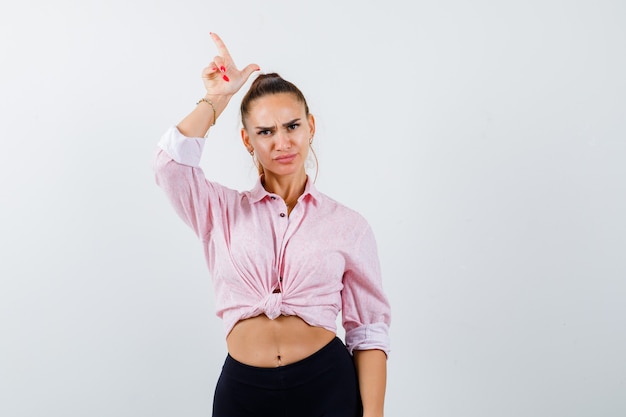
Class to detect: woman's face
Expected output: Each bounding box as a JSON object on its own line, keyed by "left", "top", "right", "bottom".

{"left": 241, "top": 93, "right": 315, "bottom": 179}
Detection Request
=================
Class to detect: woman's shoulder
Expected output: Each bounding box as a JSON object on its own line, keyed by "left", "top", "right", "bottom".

{"left": 314, "top": 190, "right": 371, "bottom": 229}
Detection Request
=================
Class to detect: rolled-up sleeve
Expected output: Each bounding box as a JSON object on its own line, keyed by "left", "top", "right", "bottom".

{"left": 153, "top": 126, "right": 222, "bottom": 241}
{"left": 341, "top": 225, "right": 391, "bottom": 357}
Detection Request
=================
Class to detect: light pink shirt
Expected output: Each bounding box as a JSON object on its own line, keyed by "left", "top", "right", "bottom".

{"left": 154, "top": 126, "right": 391, "bottom": 355}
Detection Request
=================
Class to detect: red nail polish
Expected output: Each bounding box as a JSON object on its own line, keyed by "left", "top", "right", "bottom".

{"left": 223, "top": 74, "right": 230, "bottom": 82}
{"left": 212, "top": 67, "right": 218, "bottom": 71}
{"left": 220, "top": 66, "right": 226, "bottom": 72}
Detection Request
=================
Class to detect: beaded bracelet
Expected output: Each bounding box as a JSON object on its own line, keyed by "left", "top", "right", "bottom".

{"left": 196, "top": 97, "right": 217, "bottom": 127}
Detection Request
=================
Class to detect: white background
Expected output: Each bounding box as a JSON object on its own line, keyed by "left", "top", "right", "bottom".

{"left": 1, "top": 1, "right": 625, "bottom": 416}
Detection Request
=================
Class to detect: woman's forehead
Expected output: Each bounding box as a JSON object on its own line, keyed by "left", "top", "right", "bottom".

{"left": 247, "top": 94, "right": 307, "bottom": 121}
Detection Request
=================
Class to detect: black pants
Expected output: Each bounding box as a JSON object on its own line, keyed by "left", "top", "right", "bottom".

{"left": 213, "top": 337, "right": 362, "bottom": 417}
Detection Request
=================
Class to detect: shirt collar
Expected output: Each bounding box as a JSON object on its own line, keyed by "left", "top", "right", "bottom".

{"left": 248, "top": 175, "right": 322, "bottom": 204}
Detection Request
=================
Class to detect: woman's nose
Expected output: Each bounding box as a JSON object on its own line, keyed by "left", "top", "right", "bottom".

{"left": 274, "top": 131, "right": 291, "bottom": 150}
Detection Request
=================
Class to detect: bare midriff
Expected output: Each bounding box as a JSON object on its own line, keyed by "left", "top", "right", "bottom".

{"left": 226, "top": 315, "right": 336, "bottom": 368}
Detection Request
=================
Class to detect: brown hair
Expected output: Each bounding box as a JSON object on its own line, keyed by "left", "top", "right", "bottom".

{"left": 240, "top": 73, "right": 310, "bottom": 128}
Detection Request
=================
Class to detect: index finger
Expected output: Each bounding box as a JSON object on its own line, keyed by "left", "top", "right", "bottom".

{"left": 210, "top": 32, "right": 233, "bottom": 61}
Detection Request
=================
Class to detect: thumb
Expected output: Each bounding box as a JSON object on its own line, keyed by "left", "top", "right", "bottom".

{"left": 240, "top": 63, "right": 261, "bottom": 82}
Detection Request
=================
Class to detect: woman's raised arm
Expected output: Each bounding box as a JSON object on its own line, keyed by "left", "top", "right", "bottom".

{"left": 177, "top": 32, "right": 259, "bottom": 138}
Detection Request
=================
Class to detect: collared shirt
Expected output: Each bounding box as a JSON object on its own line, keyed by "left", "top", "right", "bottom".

{"left": 154, "top": 126, "right": 391, "bottom": 355}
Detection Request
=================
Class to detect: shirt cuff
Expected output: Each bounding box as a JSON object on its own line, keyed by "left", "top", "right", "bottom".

{"left": 345, "top": 322, "right": 391, "bottom": 357}
{"left": 157, "top": 126, "right": 206, "bottom": 167}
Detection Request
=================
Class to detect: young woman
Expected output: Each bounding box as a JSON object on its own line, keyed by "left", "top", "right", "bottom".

{"left": 154, "top": 32, "right": 391, "bottom": 417}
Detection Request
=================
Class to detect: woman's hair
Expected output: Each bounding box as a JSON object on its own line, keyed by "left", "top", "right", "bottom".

{"left": 240, "top": 73, "right": 310, "bottom": 128}
{"left": 240, "top": 73, "right": 316, "bottom": 178}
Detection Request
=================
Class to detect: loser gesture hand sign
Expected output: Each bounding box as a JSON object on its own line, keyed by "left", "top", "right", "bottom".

{"left": 177, "top": 33, "right": 259, "bottom": 137}
{"left": 202, "top": 32, "right": 260, "bottom": 97}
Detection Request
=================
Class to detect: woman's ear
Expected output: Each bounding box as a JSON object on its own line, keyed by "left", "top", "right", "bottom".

{"left": 241, "top": 128, "right": 253, "bottom": 154}
{"left": 308, "top": 114, "right": 316, "bottom": 139}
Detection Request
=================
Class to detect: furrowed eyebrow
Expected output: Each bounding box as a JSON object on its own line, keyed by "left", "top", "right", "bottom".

{"left": 254, "top": 118, "right": 301, "bottom": 131}
{"left": 282, "top": 118, "right": 301, "bottom": 127}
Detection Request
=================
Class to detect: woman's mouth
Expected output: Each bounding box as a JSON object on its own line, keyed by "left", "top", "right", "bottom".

{"left": 274, "top": 154, "right": 297, "bottom": 164}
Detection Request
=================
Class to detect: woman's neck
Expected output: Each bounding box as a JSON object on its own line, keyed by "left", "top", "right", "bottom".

{"left": 262, "top": 171, "right": 307, "bottom": 207}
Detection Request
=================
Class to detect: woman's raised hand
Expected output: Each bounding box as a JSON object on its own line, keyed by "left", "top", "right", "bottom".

{"left": 176, "top": 33, "right": 258, "bottom": 137}
{"left": 202, "top": 33, "right": 260, "bottom": 97}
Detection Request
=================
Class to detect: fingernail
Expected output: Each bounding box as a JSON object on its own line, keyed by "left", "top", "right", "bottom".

{"left": 212, "top": 67, "right": 218, "bottom": 71}
{"left": 220, "top": 66, "right": 226, "bottom": 72}
{"left": 223, "top": 75, "right": 230, "bottom": 82}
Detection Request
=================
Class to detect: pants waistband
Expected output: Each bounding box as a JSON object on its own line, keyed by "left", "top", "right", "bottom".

{"left": 222, "top": 337, "right": 351, "bottom": 387}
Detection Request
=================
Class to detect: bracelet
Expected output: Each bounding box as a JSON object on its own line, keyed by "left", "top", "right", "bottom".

{"left": 196, "top": 97, "right": 217, "bottom": 126}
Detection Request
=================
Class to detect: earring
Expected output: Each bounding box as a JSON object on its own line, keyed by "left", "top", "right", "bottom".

{"left": 249, "top": 150, "right": 262, "bottom": 175}
{"left": 308, "top": 139, "right": 318, "bottom": 183}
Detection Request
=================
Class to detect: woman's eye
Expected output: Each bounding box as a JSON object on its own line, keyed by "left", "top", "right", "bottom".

{"left": 257, "top": 130, "right": 271, "bottom": 136}
{"left": 287, "top": 123, "right": 299, "bottom": 131}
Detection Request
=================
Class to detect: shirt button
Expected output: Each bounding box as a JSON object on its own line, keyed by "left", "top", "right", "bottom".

{"left": 279, "top": 213, "right": 286, "bottom": 217}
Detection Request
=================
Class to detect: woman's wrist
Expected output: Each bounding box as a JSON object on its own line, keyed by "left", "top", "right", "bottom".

{"left": 177, "top": 92, "right": 233, "bottom": 138}
{"left": 202, "top": 92, "right": 234, "bottom": 122}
